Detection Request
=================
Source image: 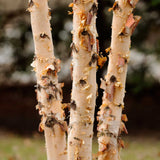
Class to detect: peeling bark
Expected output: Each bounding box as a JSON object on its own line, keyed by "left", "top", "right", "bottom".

{"left": 29, "top": 0, "right": 67, "bottom": 160}
{"left": 97, "top": 0, "right": 141, "bottom": 160}
{"left": 68, "top": 0, "right": 98, "bottom": 160}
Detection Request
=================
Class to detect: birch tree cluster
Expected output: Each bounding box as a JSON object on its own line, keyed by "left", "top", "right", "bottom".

{"left": 0, "top": 0, "right": 158, "bottom": 159}
{"left": 27, "top": 0, "right": 142, "bottom": 160}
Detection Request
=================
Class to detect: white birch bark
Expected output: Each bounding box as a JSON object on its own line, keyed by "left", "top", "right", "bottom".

{"left": 68, "top": 0, "right": 98, "bottom": 159}
{"left": 97, "top": 0, "right": 141, "bottom": 159}
{"left": 28, "top": 0, "right": 67, "bottom": 160}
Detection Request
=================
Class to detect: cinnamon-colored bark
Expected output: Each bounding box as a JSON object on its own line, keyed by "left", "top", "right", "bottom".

{"left": 29, "top": 0, "right": 67, "bottom": 159}
{"left": 68, "top": 0, "right": 98, "bottom": 159}
{"left": 97, "top": 0, "right": 140, "bottom": 159}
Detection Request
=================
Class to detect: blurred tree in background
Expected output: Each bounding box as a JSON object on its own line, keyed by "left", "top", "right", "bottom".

{"left": 0, "top": 0, "right": 160, "bottom": 90}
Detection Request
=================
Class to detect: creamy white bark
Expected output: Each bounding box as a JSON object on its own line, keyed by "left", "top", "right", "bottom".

{"left": 97, "top": 0, "right": 140, "bottom": 159}
{"left": 29, "top": 0, "right": 67, "bottom": 160}
{"left": 68, "top": 0, "right": 98, "bottom": 160}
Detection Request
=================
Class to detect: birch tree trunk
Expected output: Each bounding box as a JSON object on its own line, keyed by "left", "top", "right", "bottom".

{"left": 68, "top": 0, "right": 98, "bottom": 159}
{"left": 28, "top": 0, "right": 67, "bottom": 160}
{"left": 97, "top": 0, "right": 141, "bottom": 159}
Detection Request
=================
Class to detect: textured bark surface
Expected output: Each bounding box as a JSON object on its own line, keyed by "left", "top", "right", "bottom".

{"left": 29, "top": 0, "right": 67, "bottom": 160}
{"left": 68, "top": 0, "right": 98, "bottom": 160}
{"left": 97, "top": 0, "right": 140, "bottom": 160}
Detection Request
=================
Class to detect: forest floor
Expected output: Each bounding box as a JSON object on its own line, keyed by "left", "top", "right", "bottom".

{"left": 0, "top": 130, "right": 160, "bottom": 160}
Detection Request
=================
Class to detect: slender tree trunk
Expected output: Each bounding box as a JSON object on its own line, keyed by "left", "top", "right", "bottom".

{"left": 97, "top": 1, "right": 141, "bottom": 159}
{"left": 29, "top": 0, "right": 67, "bottom": 160}
{"left": 68, "top": 0, "right": 98, "bottom": 159}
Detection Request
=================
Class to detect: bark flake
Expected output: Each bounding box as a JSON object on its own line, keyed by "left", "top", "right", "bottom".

{"left": 36, "top": 102, "right": 45, "bottom": 110}
{"left": 45, "top": 113, "right": 67, "bottom": 132}
{"left": 28, "top": 0, "right": 34, "bottom": 8}
{"left": 47, "top": 94, "right": 54, "bottom": 102}
{"left": 89, "top": 53, "right": 98, "bottom": 66}
{"left": 89, "top": 3, "right": 98, "bottom": 15}
{"left": 127, "top": 0, "right": 139, "bottom": 8}
{"left": 105, "top": 47, "right": 111, "bottom": 54}
{"left": 108, "top": 1, "right": 121, "bottom": 12}
{"left": 121, "top": 114, "right": 128, "bottom": 122}
{"left": 79, "top": 79, "right": 87, "bottom": 87}
{"left": 38, "top": 122, "right": 44, "bottom": 132}
{"left": 70, "top": 42, "right": 79, "bottom": 53}
{"left": 97, "top": 55, "right": 107, "bottom": 68}
{"left": 40, "top": 33, "right": 50, "bottom": 39}
{"left": 45, "top": 114, "right": 58, "bottom": 128}
{"left": 110, "top": 75, "right": 117, "bottom": 83}
{"left": 70, "top": 100, "right": 77, "bottom": 110}
{"left": 79, "top": 29, "right": 94, "bottom": 52}
{"left": 118, "top": 138, "right": 125, "bottom": 149}
{"left": 34, "top": 84, "right": 42, "bottom": 91}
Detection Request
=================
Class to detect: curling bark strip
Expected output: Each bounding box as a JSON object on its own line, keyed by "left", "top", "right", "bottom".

{"left": 68, "top": 0, "right": 98, "bottom": 159}
{"left": 97, "top": 0, "right": 141, "bottom": 159}
{"left": 29, "top": 0, "right": 67, "bottom": 160}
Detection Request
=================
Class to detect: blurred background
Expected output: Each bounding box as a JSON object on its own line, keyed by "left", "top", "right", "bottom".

{"left": 0, "top": 0, "right": 160, "bottom": 159}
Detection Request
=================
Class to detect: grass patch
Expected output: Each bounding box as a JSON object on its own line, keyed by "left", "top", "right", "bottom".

{"left": 121, "top": 136, "right": 160, "bottom": 160}
{"left": 0, "top": 132, "right": 46, "bottom": 160}
{"left": 0, "top": 132, "right": 160, "bottom": 160}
